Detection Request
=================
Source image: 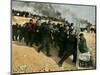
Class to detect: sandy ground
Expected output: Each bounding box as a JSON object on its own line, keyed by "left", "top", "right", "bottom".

{"left": 12, "top": 42, "right": 77, "bottom": 73}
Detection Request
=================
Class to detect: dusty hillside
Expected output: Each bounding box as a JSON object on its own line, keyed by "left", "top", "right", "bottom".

{"left": 12, "top": 42, "right": 77, "bottom": 73}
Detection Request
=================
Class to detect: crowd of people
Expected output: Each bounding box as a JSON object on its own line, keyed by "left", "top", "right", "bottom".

{"left": 12, "top": 10, "right": 94, "bottom": 68}
{"left": 12, "top": 18, "right": 78, "bottom": 66}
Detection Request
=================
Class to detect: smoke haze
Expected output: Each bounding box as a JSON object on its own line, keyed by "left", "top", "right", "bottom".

{"left": 12, "top": 0, "right": 96, "bottom": 25}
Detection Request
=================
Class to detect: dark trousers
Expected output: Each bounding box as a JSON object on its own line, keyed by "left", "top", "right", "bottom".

{"left": 12, "top": 31, "right": 18, "bottom": 41}
{"left": 59, "top": 49, "right": 77, "bottom": 65}
{"left": 33, "top": 32, "right": 40, "bottom": 46}
{"left": 58, "top": 41, "right": 66, "bottom": 58}
{"left": 12, "top": 32, "right": 14, "bottom": 41}
{"left": 19, "top": 32, "right": 24, "bottom": 42}
{"left": 38, "top": 37, "right": 50, "bottom": 55}
{"left": 25, "top": 31, "right": 33, "bottom": 46}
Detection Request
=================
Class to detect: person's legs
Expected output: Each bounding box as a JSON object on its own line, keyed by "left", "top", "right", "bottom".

{"left": 15, "top": 32, "right": 18, "bottom": 41}
{"left": 38, "top": 45, "right": 43, "bottom": 52}
{"left": 72, "top": 51, "right": 77, "bottom": 64}
{"left": 19, "top": 32, "right": 23, "bottom": 42}
{"left": 46, "top": 39, "right": 51, "bottom": 57}
{"left": 58, "top": 51, "right": 71, "bottom": 67}
{"left": 58, "top": 49, "right": 64, "bottom": 58}
{"left": 37, "top": 38, "right": 44, "bottom": 52}
{"left": 29, "top": 32, "right": 34, "bottom": 47}
{"left": 30, "top": 35, "right": 33, "bottom": 47}
{"left": 58, "top": 43, "right": 67, "bottom": 58}
{"left": 35, "top": 33, "right": 40, "bottom": 46}
{"left": 58, "top": 43, "right": 64, "bottom": 58}
{"left": 25, "top": 32, "right": 29, "bottom": 46}
{"left": 12, "top": 32, "right": 15, "bottom": 41}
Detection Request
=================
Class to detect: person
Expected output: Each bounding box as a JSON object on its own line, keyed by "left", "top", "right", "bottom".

{"left": 33, "top": 20, "right": 41, "bottom": 46}
{"left": 12, "top": 24, "right": 16, "bottom": 41}
{"left": 38, "top": 22, "right": 51, "bottom": 57}
{"left": 48, "top": 22, "right": 54, "bottom": 47}
{"left": 78, "top": 33, "right": 91, "bottom": 67}
{"left": 53, "top": 24, "right": 59, "bottom": 48}
{"left": 19, "top": 25, "right": 25, "bottom": 42}
{"left": 58, "top": 34, "right": 77, "bottom": 67}
{"left": 12, "top": 23, "right": 19, "bottom": 41}
{"left": 58, "top": 25, "right": 67, "bottom": 58}
{"left": 24, "top": 19, "right": 36, "bottom": 47}
{"left": 79, "top": 33, "right": 88, "bottom": 53}
{"left": 58, "top": 25, "right": 77, "bottom": 67}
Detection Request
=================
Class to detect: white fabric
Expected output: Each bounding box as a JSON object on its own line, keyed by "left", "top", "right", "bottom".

{"left": 79, "top": 52, "right": 91, "bottom": 61}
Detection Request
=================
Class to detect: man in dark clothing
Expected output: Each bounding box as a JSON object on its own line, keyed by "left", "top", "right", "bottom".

{"left": 33, "top": 20, "right": 42, "bottom": 46}
{"left": 12, "top": 24, "right": 16, "bottom": 41}
{"left": 58, "top": 34, "right": 77, "bottom": 67}
{"left": 38, "top": 22, "right": 51, "bottom": 57}
{"left": 58, "top": 26, "right": 67, "bottom": 58}
{"left": 53, "top": 26, "right": 59, "bottom": 48}
{"left": 19, "top": 25, "right": 25, "bottom": 42}
{"left": 12, "top": 23, "right": 18, "bottom": 41}
{"left": 17, "top": 25, "right": 21, "bottom": 41}
{"left": 24, "top": 19, "right": 36, "bottom": 47}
